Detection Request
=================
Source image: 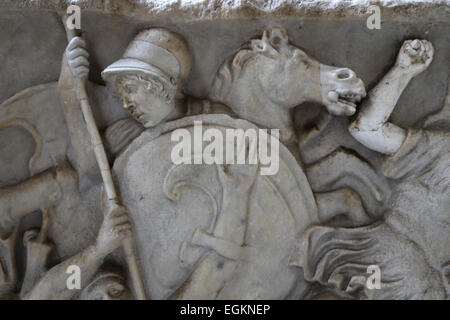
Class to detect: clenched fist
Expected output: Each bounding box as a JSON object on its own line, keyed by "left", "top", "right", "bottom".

{"left": 395, "top": 39, "right": 434, "bottom": 77}
{"left": 95, "top": 186, "right": 132, "bottom": 257}
{"left": 65, "top": 36, "right": 89, "bottom": 79}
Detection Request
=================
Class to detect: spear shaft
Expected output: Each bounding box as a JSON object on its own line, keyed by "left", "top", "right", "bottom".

{"left": 62, "top": 17, "right": 147, "bottom": 300}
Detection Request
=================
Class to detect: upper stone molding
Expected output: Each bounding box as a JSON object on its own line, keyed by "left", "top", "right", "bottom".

{"left": 1, "top": 0, "right": 448, "bottom": 22}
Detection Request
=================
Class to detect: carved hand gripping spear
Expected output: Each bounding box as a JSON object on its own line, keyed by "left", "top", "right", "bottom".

{"left": 61, "top": 17, "right": 147, "bottom": 300}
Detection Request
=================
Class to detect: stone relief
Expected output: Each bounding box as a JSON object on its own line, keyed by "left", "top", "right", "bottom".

{"left": 0, "top": 1, "right": 448, "bottom": 300}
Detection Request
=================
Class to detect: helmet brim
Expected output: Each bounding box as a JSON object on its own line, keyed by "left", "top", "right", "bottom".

{"left": 101, "top": 58, "right": 175, "bottom": 91}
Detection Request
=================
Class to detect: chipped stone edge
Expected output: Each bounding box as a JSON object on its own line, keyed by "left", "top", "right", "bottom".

{"left": 0, "top": 0, "right": 449, "bottom": 23}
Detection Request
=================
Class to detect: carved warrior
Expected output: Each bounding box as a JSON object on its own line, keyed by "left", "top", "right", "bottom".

{"left": 13, "top": 25, "right": 357, "bottom": 299}
{"left": 0, "top": 27, "right": 225, "bottom": 299}
{"left": 95, "top": 26, "right": 372, "bottom": 299}
{"left": 0, "top": 22, "right": 447, "bottom": 299}
{"left": 0, "top": 25, "right": 364, "bottom": 299}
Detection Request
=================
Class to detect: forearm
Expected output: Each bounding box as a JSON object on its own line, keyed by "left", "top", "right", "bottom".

{"left": 349, "top": 122, "right": 406, "bottom": 154}
{"left": 349, "top": 65, "right": 410, "bottom": 154}
{"left": 350, "top": 65, "right": 412, "bottom": 131}
{"left": 213, "top": 190, "right": 249, "bottom": 244}
{"left": 24, "top": 244, "right": 103, "bottom": 300}
{"left": 58, "top": 54, "right": 99, "bottom": 189}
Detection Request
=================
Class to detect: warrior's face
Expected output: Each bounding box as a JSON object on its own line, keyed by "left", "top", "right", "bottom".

{"left": 118, "top": 74, "right": 176, "bottom": 128}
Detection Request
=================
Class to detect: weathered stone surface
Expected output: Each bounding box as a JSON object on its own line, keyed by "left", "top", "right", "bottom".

{"left": 0, "top": 0, "right": 448, "bottom": 300}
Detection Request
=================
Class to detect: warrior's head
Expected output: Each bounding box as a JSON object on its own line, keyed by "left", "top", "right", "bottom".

{"left": 102, "top": 28, "right": 191, "bottom": 128}
{"left": 79, "top": 268, "right": 132, "bottom": 300}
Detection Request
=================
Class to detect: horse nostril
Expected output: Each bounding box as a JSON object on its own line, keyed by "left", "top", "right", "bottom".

{"left": 338, "top": 71, "right": 350, "bottom": 79}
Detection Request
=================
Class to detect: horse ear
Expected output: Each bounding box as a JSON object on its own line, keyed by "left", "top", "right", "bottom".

{"left": 263, "top": 27, "right": 289, "bottom": 50}
{"left": 250, "top": 39, "right": 266, "bottom": 53}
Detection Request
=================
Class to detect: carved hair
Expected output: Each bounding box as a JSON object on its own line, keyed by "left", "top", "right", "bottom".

{"left": 115, "top": 74, "right": 174, "bottom": 105}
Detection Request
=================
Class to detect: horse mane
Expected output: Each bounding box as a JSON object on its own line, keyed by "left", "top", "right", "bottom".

{"left": 209, "top": 40, "right": 259, "bottom": 102}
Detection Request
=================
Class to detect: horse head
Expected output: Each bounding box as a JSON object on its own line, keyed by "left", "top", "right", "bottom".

{"left": 210, "top": 27, "right": 366, "bottom": 142}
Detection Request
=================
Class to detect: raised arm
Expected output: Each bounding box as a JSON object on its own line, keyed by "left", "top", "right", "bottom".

{"left": 349, "top": 39, "right": 434, "bottom": 154}
{"left": 24, "top": 190, "right": 132, "bottom": 300}
{"left": 58, "top": 37, "right": 100, "bottom": 190}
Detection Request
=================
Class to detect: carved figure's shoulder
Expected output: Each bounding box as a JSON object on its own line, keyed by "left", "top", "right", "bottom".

{"left": 104, "top": 118, "right": 144, "bottom": 159}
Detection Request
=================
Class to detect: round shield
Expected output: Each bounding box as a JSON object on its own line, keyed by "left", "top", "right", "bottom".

{"left": 113, "top": 114, "right": 318, "bottom": 299}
